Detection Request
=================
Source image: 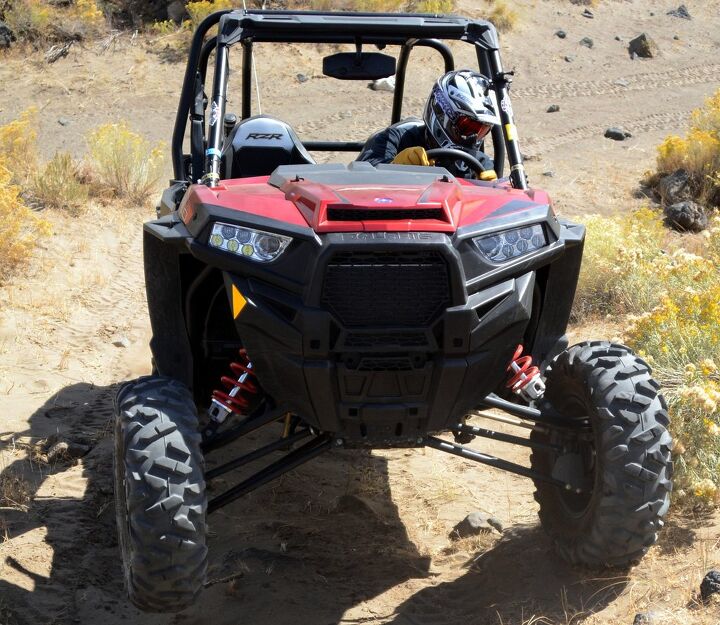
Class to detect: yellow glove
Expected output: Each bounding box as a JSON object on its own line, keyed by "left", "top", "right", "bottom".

{"left": 479, "top": 169, "right": 498, "bottom": 181}
{"left": 392, "top": 146, "right": 434, "bottom": 167}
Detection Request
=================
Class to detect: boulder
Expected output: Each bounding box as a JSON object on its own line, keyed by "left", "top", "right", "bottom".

{"left": 667, "top": 4, "right": 691, "bottom": 19}
{"left": 166, "top": 0, "right": 186, "bottom": 22}
{"left": 450, "top": 512, "right": 503, "bottom": 539}
{"left": 579, "top": 36, "right": 594, "bottom": 49}
{"left": 700, "top": 570, "right": 720, "bottom": 603}
{"left": 632, "top": 613, "right": 655, "bottom": 625}
{"left": 581, "top": 9, "right": 594, "bottom": 18}
{"left": 369, "top": 76, "right": 395, "bottom": 92}
{"left": 547, "top": 104, "right": 560, "bottom": 113}
{"left": 0, "top": 20, "right": 15, "bottom": 49}
{"left": 555, "top": 30, "right": 567, "bottom": 39}
{"left": 664, "top": 201, "right": 708, "bottom": 232}
{"left": 604, "top": 127, "right": 632, "bottom": 141}
{"left": 628, "top": 33, "right": 659, "bottom": 58}
{"left": 657, "top": 169, "right": 692, "bottom": 205}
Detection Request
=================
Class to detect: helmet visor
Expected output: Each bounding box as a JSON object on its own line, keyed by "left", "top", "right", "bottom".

{"left": 455, "top": 115, "right": 491, "bottom": 143}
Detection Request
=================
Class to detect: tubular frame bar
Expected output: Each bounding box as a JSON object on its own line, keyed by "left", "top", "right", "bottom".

{"left": 208, "top": 435, "right": 332, "bottom": 513}
{"left": 453, "top": 423, "right": 561, "bottom": 453}
{"left": 172, "top": 9, "right": 232, "bottom": 180}
{"left": 201, "top": 407, "right": 285, "bottom": 453}
{"left": 425, "top": 436, "right": 578, "bottom": 491}
{"left": 477, "top": 393, "right": 585, "bottom": 429}
{"left": 205, "top": 428, "right": 311, "bottom": 479}
{"left": 392, "top": 38, "right": 454, "bottom": 124}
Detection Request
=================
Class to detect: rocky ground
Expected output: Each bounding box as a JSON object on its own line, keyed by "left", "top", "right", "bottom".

{"left": 2, "top": 1, "right": 720, "bottom": 624}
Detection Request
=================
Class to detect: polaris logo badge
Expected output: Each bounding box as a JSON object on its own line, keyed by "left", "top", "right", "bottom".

{"left": 246, "top": 133, "right": 284, "bottom": 140}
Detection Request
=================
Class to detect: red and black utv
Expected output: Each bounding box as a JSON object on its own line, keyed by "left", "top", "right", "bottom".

{"left": 113, "top": 9, "right": 672, "bottom": 612}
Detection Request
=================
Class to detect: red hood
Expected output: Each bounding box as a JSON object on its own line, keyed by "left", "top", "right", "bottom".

{"left": 185, "top": 175, "right": 550, "bottom": 233}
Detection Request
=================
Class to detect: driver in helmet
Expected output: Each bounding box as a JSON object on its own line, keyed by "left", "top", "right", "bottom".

{"left": 358, "top": 69, "right": 500, "bottom": 180}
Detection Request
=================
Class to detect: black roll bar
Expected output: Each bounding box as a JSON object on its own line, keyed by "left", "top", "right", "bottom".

{"left": 172, "top": 9, "right": 527, "bottom": 189}
{"left": 391, "top": 38, "right": 454, "bottom": 124}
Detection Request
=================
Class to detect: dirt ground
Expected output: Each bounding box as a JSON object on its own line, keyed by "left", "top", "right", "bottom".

{"left": 2, "top": 1, "right": 720, "bottom": 623}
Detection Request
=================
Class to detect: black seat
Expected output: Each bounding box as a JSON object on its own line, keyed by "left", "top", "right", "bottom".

{"left": 221, "top": 115, "right": 315, "bottom": 179}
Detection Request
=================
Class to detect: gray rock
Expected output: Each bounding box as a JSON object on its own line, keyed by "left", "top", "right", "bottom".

{"left": 613, "top": 78, "right": 630, "bottom": 87}
{"left": 47, "top": 440, "right": 91, "bottom": 463}
{"left": 673, "top": 34, "right": 680, "bottom": 40}
{"left": 615, "top": 35, "right": 622, "bottom": 41}
{"left": 701, "top": 570, "right": 720, "bottom": 603}
{"left": 657, "top": 169, "right": 692, "bottom": 205}
{"left": 450, "top": 512, "right": 502, "bottom": 539}
{"left": 564, "top": 55, "right": 575, "bottom": 62}
{"left": 582, "top": 9, "right": 594, "bottom": 18}
{"left": 112, "top": 336, "right": 131, "bottom": 348}
{"left": 667, "top": 4, "right": 691, "bottom": 19}
{"left": 632, "top": 613, "right": 655, "bottom": 625}
{"left": 370, "top": 76, "right": 395, "bottom": 92}
{"left": 604, "top": 127, "right": 632, "bottom": 141}
{"left": 166, "top": 0, "right": 187, "bottom": 22}
{"left": 487, "top": 517, "right": 504, "bottom": 532}
{"left": 0, "top": 21, "right": 16, "bottom": 49}
{"left": 664, "top": 201, "right": 708, "bottom": 232}
{"left": 628, "top": 33, "right": 660, "bottom": 58}
{"left": 555, "top": 29, "right": 567, "bottom": 39}
{"left": 579, "top": 36, "right": 594, "bottom": 49}
{"left": 543, "top": 171, "right": 555, "bottom": 177}
{"left": 296, "top": 73, "right": 309, "bottom": 83}
{"left": 57, "top": 117, "right": 70, "bottom": 126}
{"left": 546, "top": 104, "right": 560, "bottom": 113}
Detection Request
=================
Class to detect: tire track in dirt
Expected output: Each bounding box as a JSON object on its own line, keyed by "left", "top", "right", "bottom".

{"left": 522, "top": 109, "right": 691, "bottom": 158}
{"left": 511, "top": 63, "right": 720, "bottom": 100}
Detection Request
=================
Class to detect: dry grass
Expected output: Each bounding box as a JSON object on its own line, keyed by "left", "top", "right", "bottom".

{"left": 4, "top": 0, "right": 105, "bottom": 43}
{"left": 31, "top": 152, "right": 89, "bottom": 214}
{"left": 0, "top": 470, "right": 31, "bottom": 511}
{"left": 487, "top": 0, "right": 519, "bottom": 32}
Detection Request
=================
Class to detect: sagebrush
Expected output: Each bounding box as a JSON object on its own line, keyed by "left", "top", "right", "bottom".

{"left": 576, "top": 209, "right": 720, "bottom": 506}
{"left": 652, "top": 88, "right": 720, "bottom": 207}
{"left": 87, "top": 121, "right": 165, "bottom": 205}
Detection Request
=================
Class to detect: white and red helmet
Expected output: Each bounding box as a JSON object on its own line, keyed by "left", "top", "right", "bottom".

{"left": 423, "top": 70, "right": 500, "bottom": 148}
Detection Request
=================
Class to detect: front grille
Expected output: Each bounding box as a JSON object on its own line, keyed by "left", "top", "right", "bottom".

{"left": 321, "top": 251, "right": 450, "bottom": 327}
{"left": 327, "top": 207, "right": 446, "bottom": 221}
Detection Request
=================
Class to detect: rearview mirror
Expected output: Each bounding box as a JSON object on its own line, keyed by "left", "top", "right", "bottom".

{"left": 322, "top": 52, "right": 396, "bottom": 80}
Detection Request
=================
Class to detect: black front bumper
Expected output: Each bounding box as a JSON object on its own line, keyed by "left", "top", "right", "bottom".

{"left": 225, "top": 232, "right": 537, "bottom": 444}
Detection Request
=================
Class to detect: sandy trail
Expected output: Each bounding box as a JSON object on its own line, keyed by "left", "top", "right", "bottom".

{"left": 2, "top": 1, "right": 720, "bottom": 623}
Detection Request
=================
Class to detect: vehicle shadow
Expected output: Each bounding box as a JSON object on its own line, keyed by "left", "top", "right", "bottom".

{"left": 1, "top": 381, "right": 434, "bottom": 625}
{"left": 386, "top": 525, "right": 631, "bottom": 625}
{"left": 0, "top": 380, "right": 637, "bottom": 625}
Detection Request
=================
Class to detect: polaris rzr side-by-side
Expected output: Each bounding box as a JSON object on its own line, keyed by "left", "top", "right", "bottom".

{"left": 113, "top": 9, "right": 672, "bottom": 612}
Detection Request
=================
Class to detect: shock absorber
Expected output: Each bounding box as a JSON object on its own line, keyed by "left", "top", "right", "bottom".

{"left": 204, "top": 349, "right": 260, "bottom": 440}
{"left": 506, "top": 344, "right": 545, "bottom": 402}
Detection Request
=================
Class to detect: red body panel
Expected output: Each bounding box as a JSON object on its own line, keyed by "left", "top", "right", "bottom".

{"left": 182, "top": 175, "right": 550, "bottom": 232}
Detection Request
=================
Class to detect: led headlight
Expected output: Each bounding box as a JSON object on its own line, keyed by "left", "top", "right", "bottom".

{"left": 209, "top": 222, "right": 291, "bottom": 263}
{"left": 473, "top": 224, "right": 547, "bottom": 263}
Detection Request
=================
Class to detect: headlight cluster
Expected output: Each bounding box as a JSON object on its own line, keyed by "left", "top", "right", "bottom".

{"left": 473, "top": 224, "right": 547, "bottom": 263}
{"left": 209, "top": 222, "right": 291, "bottom": 263}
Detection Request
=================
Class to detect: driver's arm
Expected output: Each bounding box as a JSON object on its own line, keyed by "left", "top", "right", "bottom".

{"left": 358, "top": 123, "right": 424, "bottom": 165}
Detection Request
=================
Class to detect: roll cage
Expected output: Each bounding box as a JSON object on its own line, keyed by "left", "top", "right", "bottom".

{"left": 171, "top": 9, "right": 527, "bottom": 190}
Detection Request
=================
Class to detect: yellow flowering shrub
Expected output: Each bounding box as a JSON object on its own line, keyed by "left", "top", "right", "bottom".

{"left": 654, "top": 88, "right": 720, "bottom": 207}
{"left": 186, "top": 0, "right": 234, "bottom": 29}
{"left": 0, "top": 155, "right": 52, "bottom": 283}
{"left": 577, "top": 211, "right": 720, "bottom": 505}
{"left": 4, "top": 0, "right": 105, "bottom": 41}
{"left": 87, "top": 122, "right": 165, "bottom": 206}
{"left": 0, "top": 108, "right": 38, "bottom": 183}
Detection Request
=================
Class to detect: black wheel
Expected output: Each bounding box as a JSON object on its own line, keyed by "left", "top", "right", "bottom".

{"left": 531, "top": 341, "right": 672, "bottom": 567}
{"left": 114, "top": 376, "right": 207, "bottom": 612}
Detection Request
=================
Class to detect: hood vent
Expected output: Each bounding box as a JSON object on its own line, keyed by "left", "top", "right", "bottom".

{"left": 326, "top": 206, "right": 446, "bottom": 221}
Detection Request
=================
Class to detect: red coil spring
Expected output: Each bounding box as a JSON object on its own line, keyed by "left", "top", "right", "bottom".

{"left": 212, "top": 349, "right": 259, "bottom": 415}
{"left": 505, "top": 344, "right": 540, "bottom": 393}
